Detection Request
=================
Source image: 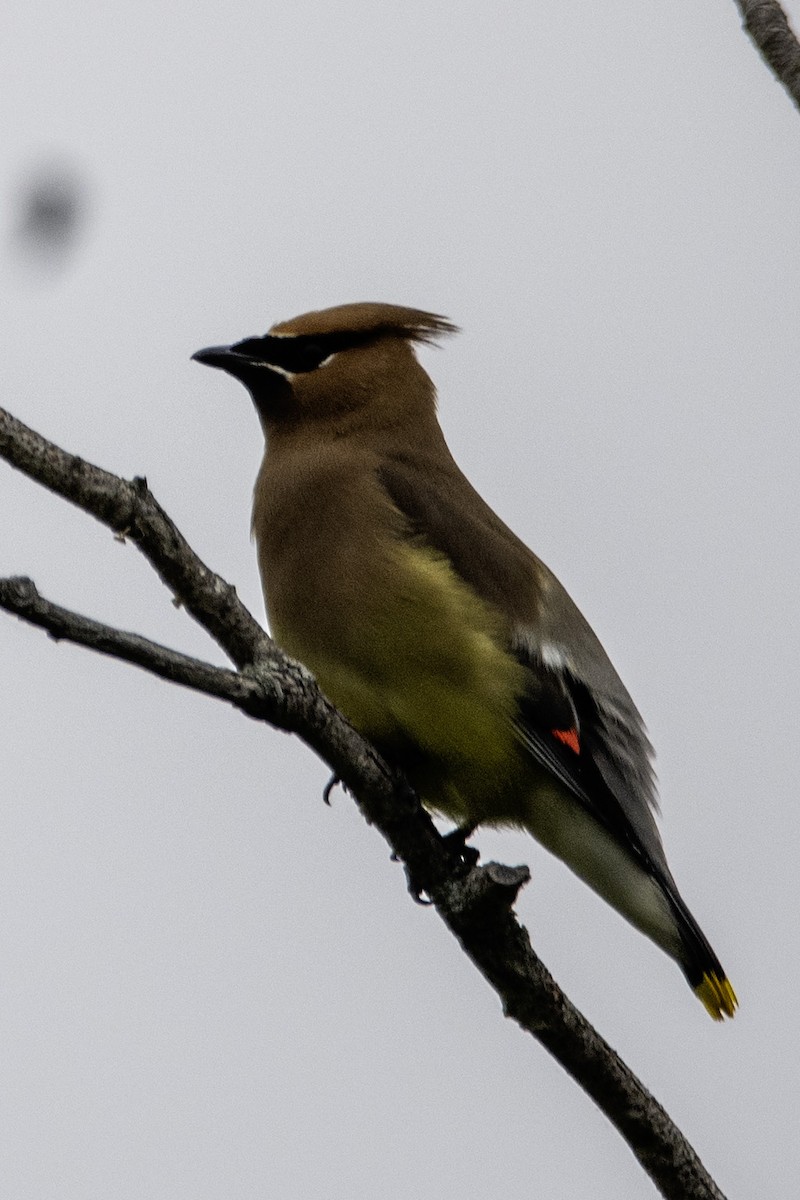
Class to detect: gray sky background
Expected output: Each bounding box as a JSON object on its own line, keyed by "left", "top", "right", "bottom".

{"left": 2, "top": 2, "right": 798, "bottom": 1196}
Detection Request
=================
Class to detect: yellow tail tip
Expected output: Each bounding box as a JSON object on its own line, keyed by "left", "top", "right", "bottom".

{"left": 695, "top": 973, "right": 738, "bottom": 1020}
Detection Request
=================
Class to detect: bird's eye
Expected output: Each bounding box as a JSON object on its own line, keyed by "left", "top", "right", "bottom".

{"left": 293, "top": 341, "right": 329, "bottom": 370}
{"left": 270, "top": 337, "right": 332, "bottom": 373}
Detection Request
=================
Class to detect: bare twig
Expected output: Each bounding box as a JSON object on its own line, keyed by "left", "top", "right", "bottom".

{"left": 0, "top": 406, "right": 267, "bottom": 669}
{"left": 735, "top": 0, "right": 800, "bottom": 110}
{"left": 0, "top": 405, "right": 728, "bottom": 1200}
{"left": 0, "top": 575, "right": 272, "bottom": 707}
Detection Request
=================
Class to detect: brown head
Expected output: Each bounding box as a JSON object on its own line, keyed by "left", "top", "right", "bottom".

{"left": 192, "top": 301, "right": 458, "bottom": 439}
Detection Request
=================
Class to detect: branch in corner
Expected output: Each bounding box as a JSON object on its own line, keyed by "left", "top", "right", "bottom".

{"left": 735, "top": 0, "right": 800, "bottom": 111}
{"left": 0, "top": 405, "right": 728, "bottom": 1200}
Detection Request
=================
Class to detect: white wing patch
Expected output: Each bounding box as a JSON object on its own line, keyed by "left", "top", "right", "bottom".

{"left": 539, "top": 641, "right": 570, "bottom": 672}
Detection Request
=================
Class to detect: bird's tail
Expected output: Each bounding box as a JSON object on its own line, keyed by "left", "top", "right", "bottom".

{"left": 666, "top": 888, "right": 737, "bottom": 1020}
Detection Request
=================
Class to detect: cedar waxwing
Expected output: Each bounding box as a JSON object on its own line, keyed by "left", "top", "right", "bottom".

{"left": 193, "top": 302, "right": 737, "bottom": 1020}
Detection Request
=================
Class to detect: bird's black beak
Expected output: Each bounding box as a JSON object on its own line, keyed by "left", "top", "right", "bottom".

{"left": 192, "top": 340, "right": 292, "bottom": 427}
{"left": 191, "top": 344, "right": 239, "bottom": 371}
{"left": 192, "top": 341, "right": 276, "bottom": 390}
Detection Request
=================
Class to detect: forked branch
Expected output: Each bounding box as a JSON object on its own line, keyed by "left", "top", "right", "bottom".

{"left": 0, "top": 405, "right": 727, "bottom": 1200}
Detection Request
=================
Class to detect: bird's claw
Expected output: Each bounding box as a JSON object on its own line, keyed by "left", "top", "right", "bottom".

{"left": 323, "top": 774, "right": 344, "bottom": 805}
{"left": 405, "top": 871, "right": 433, "bottom": 905}
{"left": 442, "top": 822, "right": 480, "bottom": 867}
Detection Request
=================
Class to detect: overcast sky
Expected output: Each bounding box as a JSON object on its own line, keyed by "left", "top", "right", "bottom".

{"left": 2, "top": 2, "right": 799, "bottom": 1196}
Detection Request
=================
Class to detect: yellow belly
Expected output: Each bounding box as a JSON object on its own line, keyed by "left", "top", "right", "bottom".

{"left": 270, "top": 538, "right": 528, "bottom": 824}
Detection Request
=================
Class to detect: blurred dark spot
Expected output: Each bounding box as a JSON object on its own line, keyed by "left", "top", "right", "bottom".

{"left": 11, "top": 163, "right": 89, "bottom": 270}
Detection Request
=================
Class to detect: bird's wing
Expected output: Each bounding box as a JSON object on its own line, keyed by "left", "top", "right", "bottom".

{"left": 377, "top": 452, "right": 669, "bottom": 878}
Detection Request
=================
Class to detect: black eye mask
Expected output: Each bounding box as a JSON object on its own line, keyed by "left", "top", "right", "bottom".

{"left": 230, "top": 330, "right": 372, "bottom": 374}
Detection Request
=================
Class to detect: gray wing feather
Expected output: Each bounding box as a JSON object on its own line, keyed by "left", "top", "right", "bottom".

{"left": 378, "top": 451, "right": 668, "bottom": 876}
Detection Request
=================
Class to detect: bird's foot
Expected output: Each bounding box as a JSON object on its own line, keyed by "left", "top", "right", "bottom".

{"left": 403, "top": 823, "right": 479, "bottom": 905}
{"left": 442, "top": 822, "right": 480, "bottom": 867}
{"left": 323, "top": 774, "right": 347, "bottom": 805}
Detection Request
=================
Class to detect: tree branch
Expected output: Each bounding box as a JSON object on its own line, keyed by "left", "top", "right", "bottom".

{"left": 0, "top": 576, "right": 248, "bottom": 699}
{"left": 0, "top": 406, "right": 267, "bottom": 669}
{"left": 734, "top": 0, "right": 800, "bottom": 110}
{"left": 0, "top": 405, "right": 728, "bottom": 1200}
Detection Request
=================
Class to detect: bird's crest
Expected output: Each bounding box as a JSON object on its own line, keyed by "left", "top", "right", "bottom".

{"left": 269, "top": 302, "right": 459, "bottom": 346}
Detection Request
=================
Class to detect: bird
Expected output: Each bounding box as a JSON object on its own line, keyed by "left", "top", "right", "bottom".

{"left": 193, "top": 301, "right": 737, "bottom": 1020}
